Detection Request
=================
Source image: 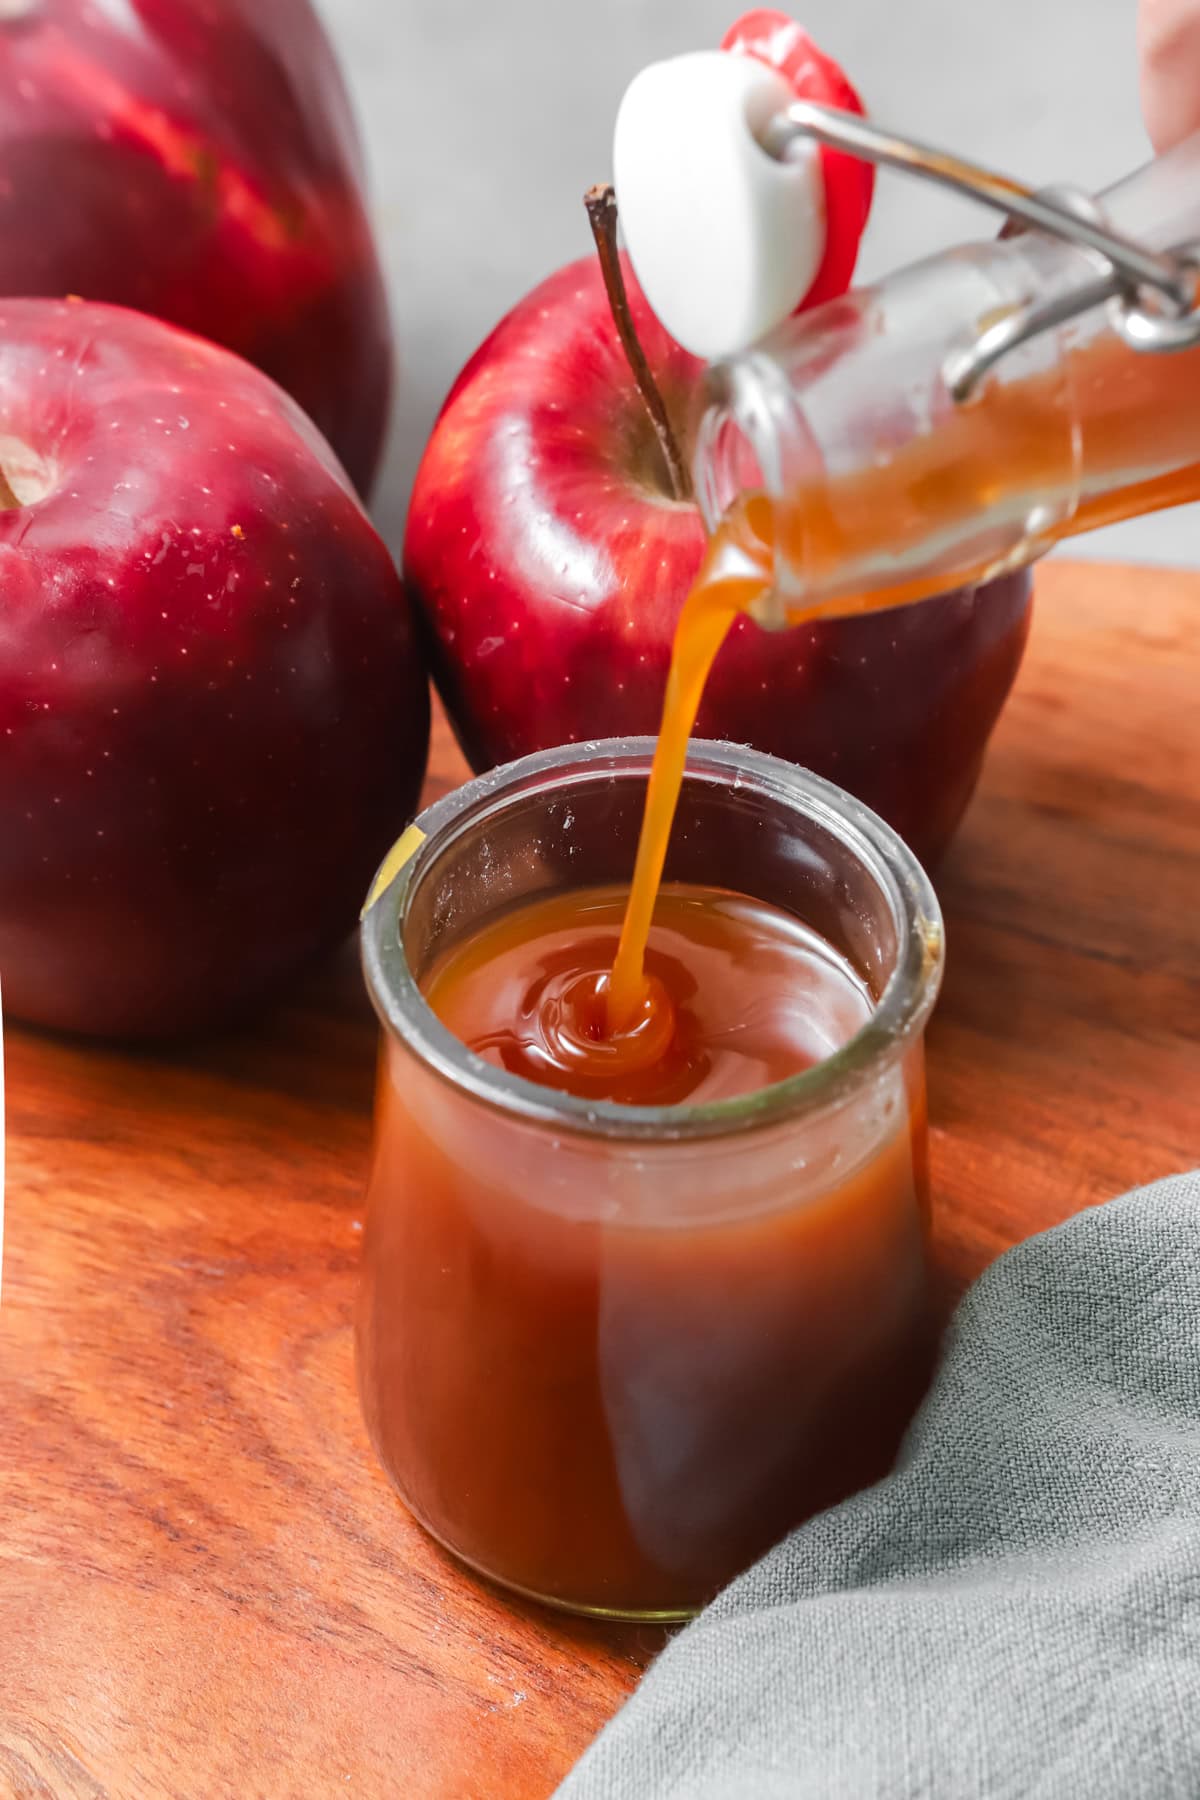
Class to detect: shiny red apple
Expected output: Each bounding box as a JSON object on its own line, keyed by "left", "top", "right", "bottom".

{"left": 0, "top": 298, "right": 428, "bottom": 1039}
{"left": 404, "top": 254, "right": 1031, "bottom": 865}
{"left": 0, "top": 0, "right": 391, "bottom": 494}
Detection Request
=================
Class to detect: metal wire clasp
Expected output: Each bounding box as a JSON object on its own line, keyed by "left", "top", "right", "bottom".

{"left": 758, "top": 100, "right": 1200, "bottom": 402}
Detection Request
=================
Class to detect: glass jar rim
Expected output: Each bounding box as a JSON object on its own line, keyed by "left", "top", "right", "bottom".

{"left": 360, "top": 737, "right": 944, "bottom": 1143}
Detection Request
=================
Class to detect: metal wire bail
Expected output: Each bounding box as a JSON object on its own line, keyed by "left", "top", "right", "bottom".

{"left": 758, "top": 100, "right": 1200, "bottom": 402}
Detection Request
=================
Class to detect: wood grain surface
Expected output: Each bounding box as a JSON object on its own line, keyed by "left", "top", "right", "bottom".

{"left": 3, "top": 560, "right": 1197, "bottom": 1800}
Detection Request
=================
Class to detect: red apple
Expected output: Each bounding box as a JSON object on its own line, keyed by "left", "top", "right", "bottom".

{"left": 0, "top": 298, "right": 428, "bottom": 1039}
{"left": 0, "top": 0, "right": 391, "bottom": 494}
{"left": 404, "top": 254, "right": 1031, "bottom": 865}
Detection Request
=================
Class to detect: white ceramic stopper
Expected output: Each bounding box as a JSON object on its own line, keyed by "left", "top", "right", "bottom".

{"left": 613, "top": 49, "right": 825, "bottom": 360}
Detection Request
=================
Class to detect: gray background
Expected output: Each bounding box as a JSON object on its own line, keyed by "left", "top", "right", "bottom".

{"left": 319, "top": 0, "right": 1197, "bottom": 568}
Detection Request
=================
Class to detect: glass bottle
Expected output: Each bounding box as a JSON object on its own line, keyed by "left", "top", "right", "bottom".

{"left": 693, "top": 133, "right": 1200, "bottom": 623}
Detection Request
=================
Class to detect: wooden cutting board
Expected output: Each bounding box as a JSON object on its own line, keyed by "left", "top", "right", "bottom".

{"left": 3, "top": 559, "right": 1197, "bottom": 1799}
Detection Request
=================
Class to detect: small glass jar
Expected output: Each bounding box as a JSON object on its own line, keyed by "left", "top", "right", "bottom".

{"left": 358, "top": 738, "right": 944, "bottom": 1621}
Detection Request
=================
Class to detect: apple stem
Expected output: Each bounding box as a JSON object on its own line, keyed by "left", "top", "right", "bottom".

{"left": 584, "top": 183, "right": 693, "bottom": 504}
{"left": 0, "top": 468, "right": 19, "bottom": 510}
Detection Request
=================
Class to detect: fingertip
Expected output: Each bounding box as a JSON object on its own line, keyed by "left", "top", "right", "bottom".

{"left": 1139, "top": 0, "right": 1200, "bottom": 151}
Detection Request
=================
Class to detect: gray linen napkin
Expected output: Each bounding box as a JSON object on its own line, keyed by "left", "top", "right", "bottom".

{"left": 557, "top": 1173, "right": 1200, "bottom": 1800}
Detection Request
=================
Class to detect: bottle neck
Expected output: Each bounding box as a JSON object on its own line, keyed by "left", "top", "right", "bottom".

{"left": 694, "top": 136, "right": 1200, "bottom": 624}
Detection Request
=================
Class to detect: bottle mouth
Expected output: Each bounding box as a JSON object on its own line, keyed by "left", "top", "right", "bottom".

{"left": 361, "top": 737, "right": 943, "bottom": 1145}
{"left": 693, "top": 353, "right": 786, "bottom": 531}
{"left": 692, "top": 349, "right": 825, "bottom": 627}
